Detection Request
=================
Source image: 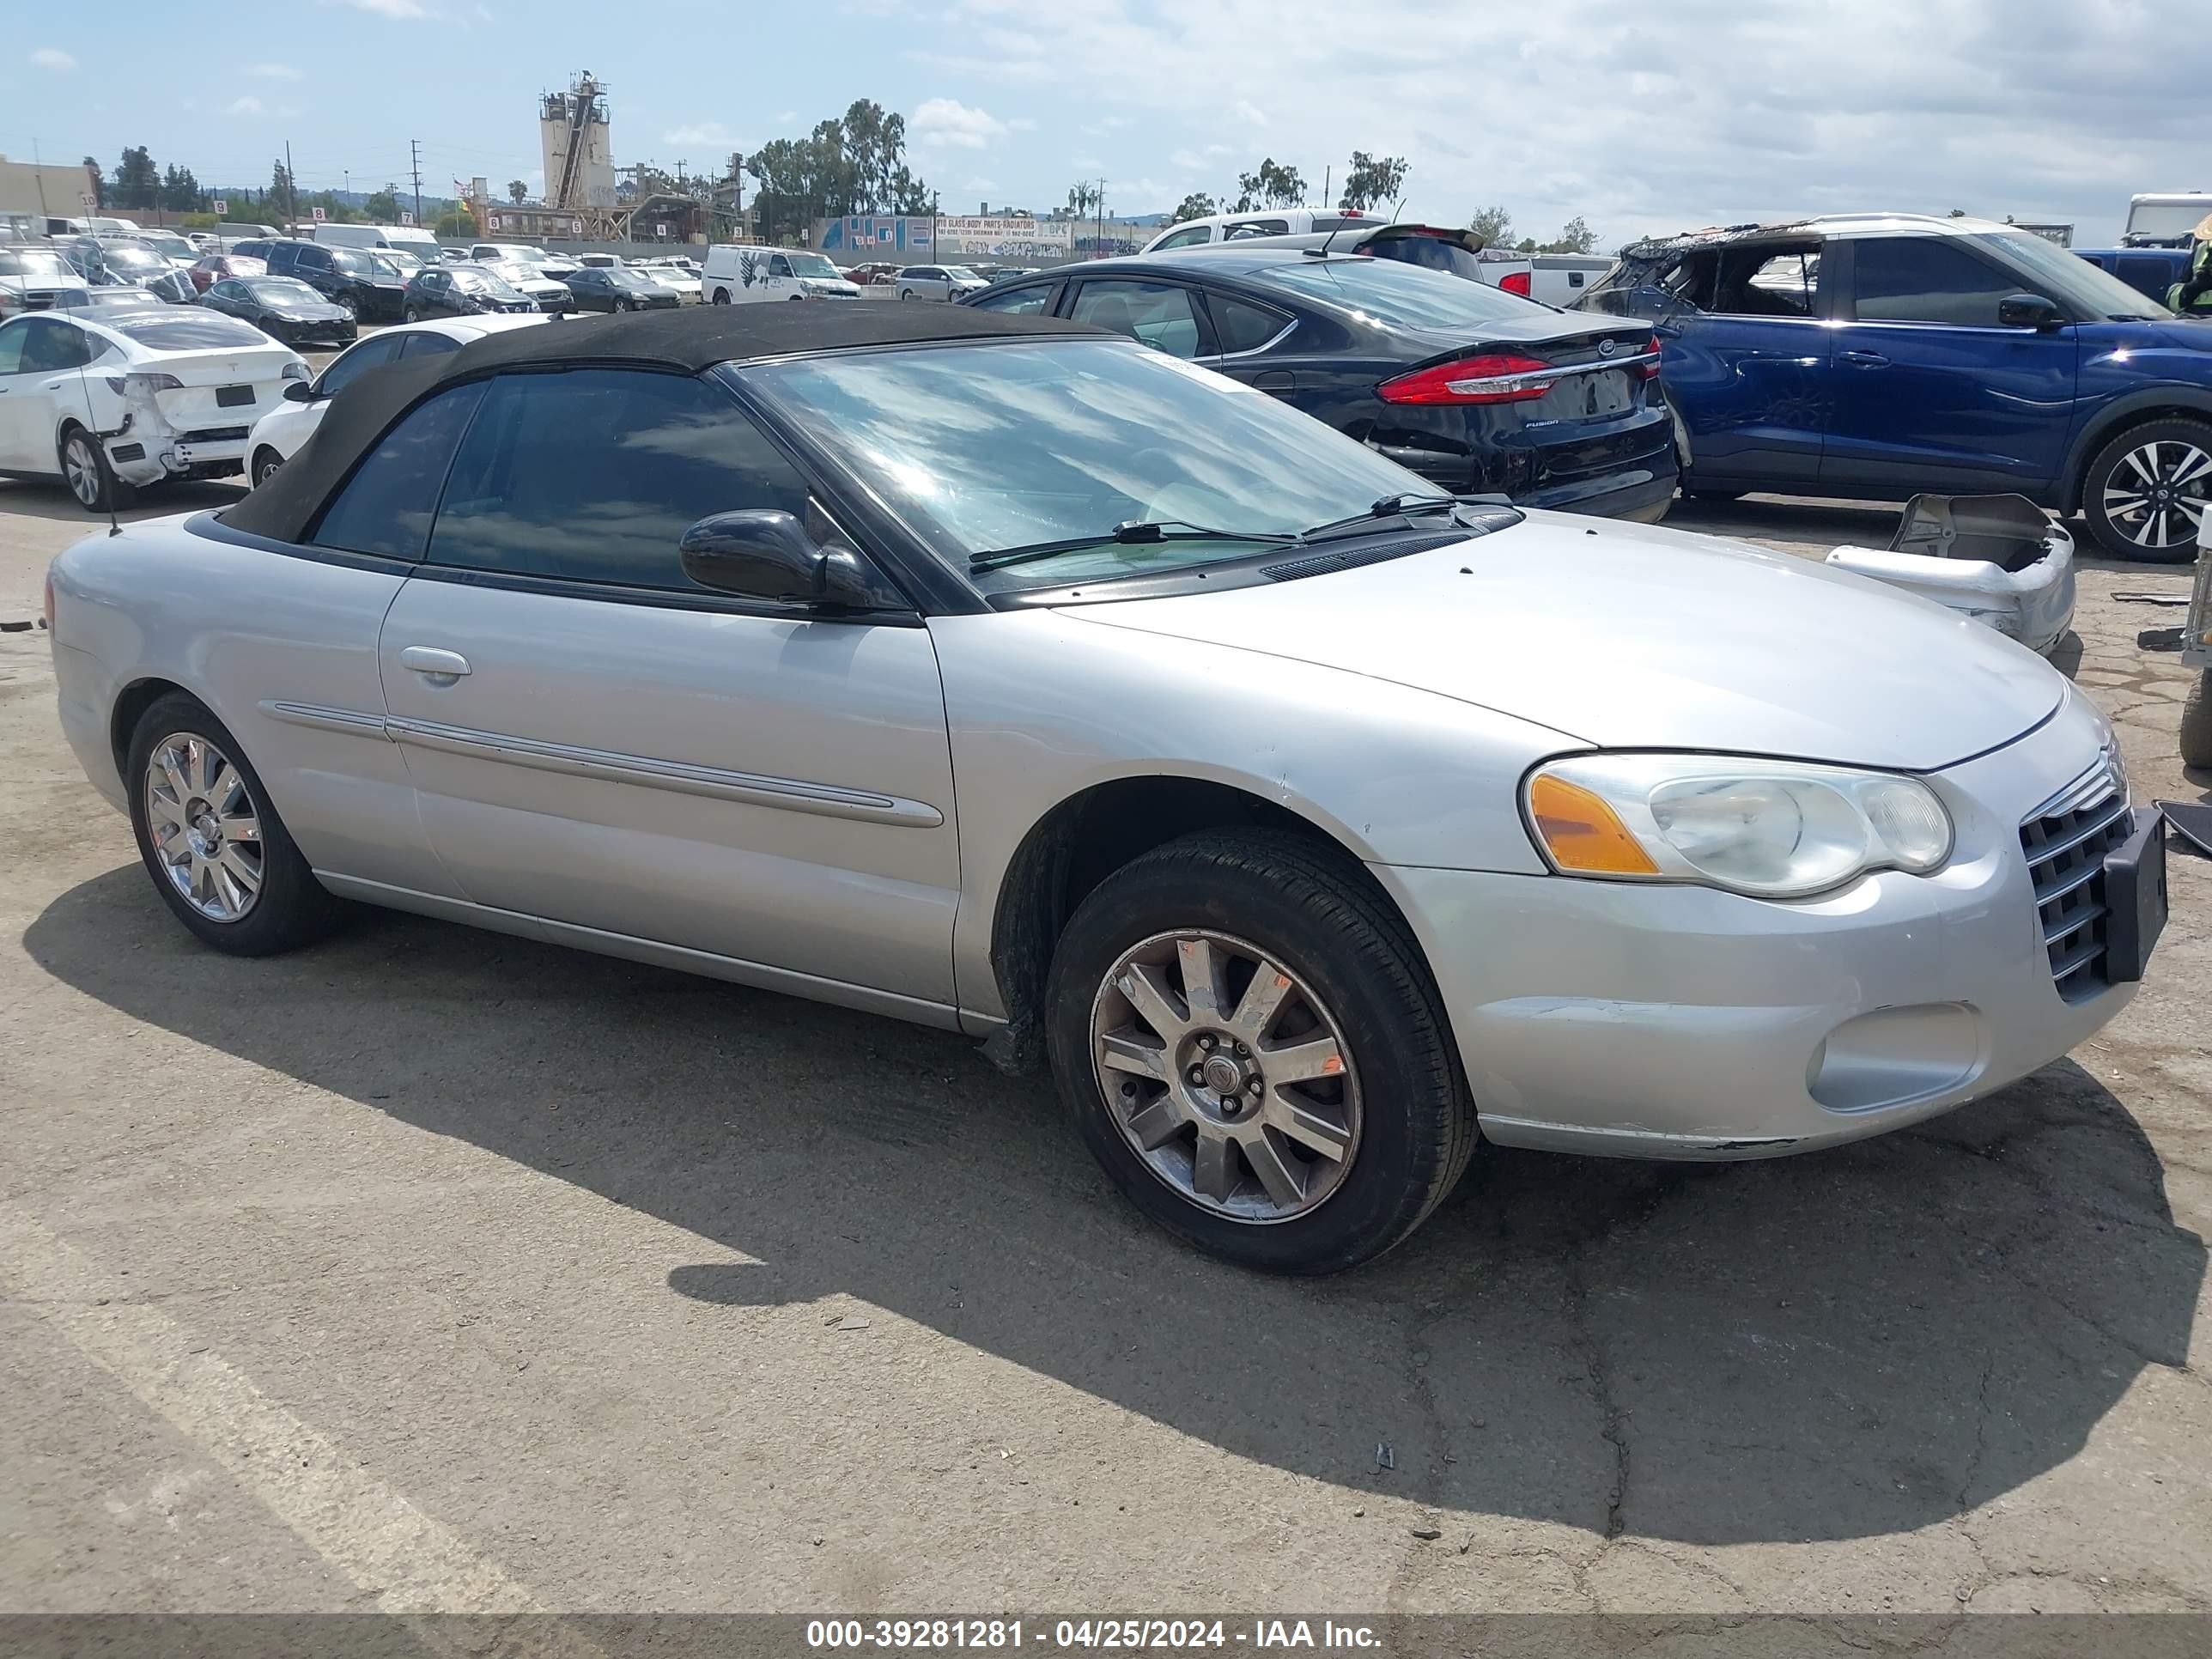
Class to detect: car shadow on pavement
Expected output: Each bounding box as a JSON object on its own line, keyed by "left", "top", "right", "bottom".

{"left": 25, "top": 868, "right": 2205, "bottom": 1548}
{"left": 0, "top": 477, "right": 245, "bottom": 527}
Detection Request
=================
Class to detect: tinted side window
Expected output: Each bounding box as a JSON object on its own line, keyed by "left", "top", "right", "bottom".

{"left": 426, "top": 369, "right": 814, "bottom": 591}
{"left": 396, "top": 331, "right": 462, "bottom": 360}
{"left": 1851, "top": 238, "right": 2017, "bottom": 326}
{"left": 21, "top": 318, "right": 93, "bottom": 371}
{"left": 1224, "top": 219, "right": 1289, "bottom": 240}
{"left": 1208, "top": 293, "right": 1292, "bottom": 353}
{"left": 1712, "top": 246, "right": 1819, "bottom": 317}
{"left": 265, "top": 245, "right": 297, "bottom": 272}
{"left": 1070, "top": 280, "right": 1206, "bottom": 358}
{"left": 311, "top": 381, "right": 487, "bottom": 561}
{"left": 969, "top": 283, "right": 1054, "bottom": 315}
{"left": 0, "top": 319, "right": 26, "bottom": 376}
{"left": 1153, "top": 225, "right": 1212, "bottom": 250}
{"left": 769, "top": 254, "right": 793, "bottom": 277}
{"left": 317, "top": 334, "right": 403, "bottom": 396}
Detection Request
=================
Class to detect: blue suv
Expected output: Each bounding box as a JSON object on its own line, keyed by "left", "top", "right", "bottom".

{"left": 1579, "top": 214, "right": 2212, "bottom": 561}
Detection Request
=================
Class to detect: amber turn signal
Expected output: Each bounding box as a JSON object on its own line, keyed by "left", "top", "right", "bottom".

{"left": 1528, "top": 773, "right": 1661, "bottom": 876}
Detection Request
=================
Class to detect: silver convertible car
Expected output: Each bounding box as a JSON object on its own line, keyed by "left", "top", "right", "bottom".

{"left": 47, "top": 306, "right": 2167, "bottom": 1273}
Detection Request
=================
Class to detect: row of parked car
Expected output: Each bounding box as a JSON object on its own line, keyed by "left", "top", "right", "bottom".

{"left": 949, "top": 210, "right": 2212, "bottom": 563}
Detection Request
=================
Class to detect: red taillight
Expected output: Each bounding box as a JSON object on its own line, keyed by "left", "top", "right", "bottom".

{"left": 1377, "top": 353, "right": 1557, "bottom": 405}
{"left": 1639, "top": 333, "right": 1662, "bottom": 378}
{"left": 1499, "top": 270, "right": 1532, "bottom": 297}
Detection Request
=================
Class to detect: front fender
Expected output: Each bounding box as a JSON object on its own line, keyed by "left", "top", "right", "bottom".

{"left": 930, "top": 607, "right": 1577, "bottom": 1024}
{"left": 2061, "top": 362, "right": 2212, "bottom": 510}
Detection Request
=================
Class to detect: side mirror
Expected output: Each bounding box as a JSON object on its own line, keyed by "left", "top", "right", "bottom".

{"left": 678, "top": 509, "right": 896, "bottom": 611}
{"left": 1998, "top": 292, "right": 2064, "bottom": 331}
{"left": 283, "top": 380, "right": 315, "bottom": 403}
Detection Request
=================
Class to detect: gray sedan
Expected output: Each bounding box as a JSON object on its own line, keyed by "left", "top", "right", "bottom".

{"left": 45, "top": 306, "right": 2162, "bottom": 1272}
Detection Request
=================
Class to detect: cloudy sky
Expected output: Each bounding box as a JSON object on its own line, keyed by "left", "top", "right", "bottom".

{"left": 5, "top": 0, "right": 2207, "bottom": 246}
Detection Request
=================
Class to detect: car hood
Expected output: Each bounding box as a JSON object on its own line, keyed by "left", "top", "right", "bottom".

{"left": 1062, "top": 512, "right": 2064, "bottom": 771}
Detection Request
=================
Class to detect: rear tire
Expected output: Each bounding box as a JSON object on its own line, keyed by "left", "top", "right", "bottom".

{"left": 710, "top": 289, "right": 730, "bottom": 305}
{"left": 403, "top": 304, "right": 421, "bottom": 323}
{"left": 1045, "top": 829, "right": 1476, "bottom": 1274}
{"left": 125, "top": 692, "right": 345, "bottom": 956}
{"left": 2081, "top": 417, "right": 2212, "bottom": 562}
{"left": 2182, "top": 671, "right": 2212, "bottom": 771}
{"left": 59, "top": 425, "right": 134, "bottom": 515}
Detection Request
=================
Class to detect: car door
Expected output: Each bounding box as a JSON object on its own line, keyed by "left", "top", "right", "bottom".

{"left": 1650, "top": 238, "right": 1833, "bottom": 489}
{"left": 374, "top": 366, "right": 964, "bottom": 1012}
{"left": 764, "top": 253, "right": 796, "bottom": 299}
{"left": 0, "top": 318, "right": 42, "bottom": 469}
{"left": 1819, "top": 234, "right": 2081, "bottom": 495}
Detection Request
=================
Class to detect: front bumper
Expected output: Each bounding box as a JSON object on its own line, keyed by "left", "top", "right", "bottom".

{"left": 1372, "top": 694, "right": 2143, "bottom": 1158}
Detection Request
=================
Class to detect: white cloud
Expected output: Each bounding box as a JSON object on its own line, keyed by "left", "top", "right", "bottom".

{"left": 1006, "top": 117, "right": 1036, "bottom": 131}
{"left": 1169, "top": 150, "right": 1206, "bottom": 172}
{"left": 226, "top": 95, "right": 264, "bottom": 115}
{"left": 916, "top": 0, "right": 2212, "bottom": 244}
{"left": 334, "top": 0, "right": 427, "bottom": 16}
{"left": 30, "top": 47, "right": 76, "bottom": 71}
{"left": 663, "top": 120, "right": 741, "bottom": 149}
{"left": 911, "top": 97, "right": 1007, "bottom": 149}
{"left": 246, "top": 61, "right": 302, "bottom": 80}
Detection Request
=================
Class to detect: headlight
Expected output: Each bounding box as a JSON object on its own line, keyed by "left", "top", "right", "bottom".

{"left": 1524, "top": 754, "right": 1953, "bottom": 899}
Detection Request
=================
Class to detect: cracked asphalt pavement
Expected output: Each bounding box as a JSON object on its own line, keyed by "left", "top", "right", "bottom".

{"left": 0, "top": 481, "right": 2206, "bottom": 1615}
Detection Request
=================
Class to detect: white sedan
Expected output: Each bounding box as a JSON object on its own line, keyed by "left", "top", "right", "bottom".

{"left": 640, "top": 261, "right": 702, "bottom": 302}
{"left": 244, "top": 314, "right": 548, "bottom": 487}
{"left": 0, "top": 305, "right": 305, "bottom": 511}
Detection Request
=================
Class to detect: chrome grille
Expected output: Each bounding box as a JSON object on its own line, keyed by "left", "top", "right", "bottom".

{"left": 2019, "top": 755, "right": 2130, "bottom": 1001}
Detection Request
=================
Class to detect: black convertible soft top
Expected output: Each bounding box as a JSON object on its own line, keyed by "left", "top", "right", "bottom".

{"left": 222, "top": 303, "right": 1098, "bottom": 546}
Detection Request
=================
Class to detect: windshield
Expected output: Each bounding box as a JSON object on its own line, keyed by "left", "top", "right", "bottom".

{"left": 103, "top": 247, "right": 165, "bottom": 271}
{"left": 942, "top": 265, "right": 981, "bottom": 281}
{"left": 245, "top": 276, "right": 325, "bottom": 306}
{"left": 140, "top": 234, "right": 193, "bottom": 258}
{"left": 1989, "top": 230, "right": 2167, "bottom": 320}
{"left": 608, "top": 268, "right": 656, "bottom": 287}
{"left": 1249, "top": 254, "right": 1551, "bottom": 326}
{"left": 2125, "top": 200, "right": 2209, "bottom": 242}
{"left": 380, "top": 249, "right": 424, "bottom": 271}
{"left": 743, "top": 337, "right": 1463, "bottom": 591}
{"left": 108, "top": 312, "right": 270, "bottom": 349}
{"left": 0, "top": 251, "right": 72, "bottom": 278}
{"left": 1366, "top": 235, "right": 1485, "bottom": 282}
{"left": 452, "top": 266, "right": 523, "bottom": 297}
{"left": 784, "top": 252, "right": 841, "bottom": 279}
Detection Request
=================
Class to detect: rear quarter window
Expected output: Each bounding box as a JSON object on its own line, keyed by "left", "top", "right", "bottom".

{"left": 310, "top": 382, "right": 489, "bottom": 562}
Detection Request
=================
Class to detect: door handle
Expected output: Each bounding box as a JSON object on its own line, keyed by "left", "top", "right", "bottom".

{"left": 1838, "top": 349, "right": 1890, "bottom": 368}
{"left": 399, "top": 646, "right": 471, "bottom": 682}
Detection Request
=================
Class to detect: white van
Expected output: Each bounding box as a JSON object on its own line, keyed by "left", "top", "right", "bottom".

{"left": 1141, "top": 206, "right": 1379, "bottom": 252}
{"left": 702, "top": 244, "right": 860, "bottom": 303}
{"left": 314, "top": 222, "right": 441, "bottom": 253}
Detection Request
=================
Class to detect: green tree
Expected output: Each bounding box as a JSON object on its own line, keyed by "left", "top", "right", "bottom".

{"left": 114, "top": 145, "right": 161, "bottom": 211}
{"left": 1066, "top": 179, "right": 1103, "bottom": 219}
{"left": 507, "top": 179, "right": 529, "bottom": 204}
{"left": 1516, "top": 237, "right": 1538, "bottom": 252}
{"left": 363, "top": 184, "right": 402, "bottom": 222}
{"left": 82, "top": 156, "right": 103, "bottom": 209}
{"left": 433, "top": 207, "right": 477, "bottom": 238}
{"left": 1170, "top": 191, "right": 1217, "bottom": 224}
{"left": 1338, "top": 151, "right": 1407, "bottom": 212}
{"left": 270, "top": 157, "right": 296, "bottom": 221}
{"left": 1231, "top": 158, "right": 1305, "bottom": 212}
{"left": 1542, "top": 216, "right": 1597, "bottom": 254}
{"left": 160, "top": 164, "right": 201, "bottom": 213}
{"left": 1467, "top": 204, "right": 1513, "bottom": 250}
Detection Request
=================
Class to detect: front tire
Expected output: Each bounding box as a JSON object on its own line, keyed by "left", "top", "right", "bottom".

{"left": 2081, "top": 417, "right": 2212, "bottom": 562}
{"left": 250, "top": 447, "right": 283, "bottom": 489}
{"left": 59, "top": 426, "right": 134, "bottom": 514}
{"left": 125, "top": 692, "right": 343, "bottom": 956}
{"left": 1045, "top": 830, "right": 1476, "bottom": 1274}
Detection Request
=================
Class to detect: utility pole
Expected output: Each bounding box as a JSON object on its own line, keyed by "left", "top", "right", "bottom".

{"left": 31, "top": 137, "right": 51, "bottom": 224}
{"left": 284, "top": 139, "right": 297, "bottom": 227}
{"left": 1095, "top": 178, "right": 1106, "bottom": 261}
{"left": 410, "top": 138, "right": 423, "bottom": 227}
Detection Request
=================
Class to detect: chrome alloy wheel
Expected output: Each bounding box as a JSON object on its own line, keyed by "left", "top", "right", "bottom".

{"left": 143, "top": 734, "right": 264, "bottom": 921}
{"left": 1090, "top": 930, "right": 1362, "bottom": 1224}
{"left": 2103, "top": 439, "right": 2211, "bottom": 550}
{"left": 63, "top": 434, "right": 103, "bottom": 507}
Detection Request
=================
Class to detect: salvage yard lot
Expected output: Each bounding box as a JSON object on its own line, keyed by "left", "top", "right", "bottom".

{"left": 0, "top": 480, "right": 2206, "bottom": 1613}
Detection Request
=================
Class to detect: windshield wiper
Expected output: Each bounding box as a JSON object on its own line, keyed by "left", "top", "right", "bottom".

{"left": 969, "top": 519, "right": 1300, "bottom": 574}
{"left": 1295, "top": 493, "right": 1465, "bottom": 541}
